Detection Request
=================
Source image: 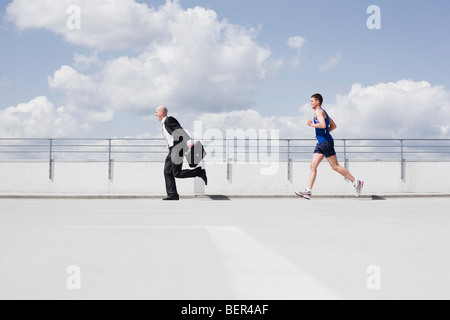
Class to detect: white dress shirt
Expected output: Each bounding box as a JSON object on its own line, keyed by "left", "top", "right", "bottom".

{"left": 161, "top": 116, "right": 193, "bottom": 149}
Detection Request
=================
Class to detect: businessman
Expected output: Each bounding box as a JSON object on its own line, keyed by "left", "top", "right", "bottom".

{"left": 156, "top": 106, "right": 207, "bottom": 201}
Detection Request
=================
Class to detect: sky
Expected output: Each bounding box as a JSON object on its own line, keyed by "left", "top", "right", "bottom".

{"left": 0, "top": 0, "right": 449, "bottom": 139}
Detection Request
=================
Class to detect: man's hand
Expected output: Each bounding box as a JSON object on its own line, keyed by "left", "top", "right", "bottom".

{"left": 188, "top": 140, "right": 195, "bottom": 149}
{"left": 307, "top": 119, "right": 314, "bottom": 127}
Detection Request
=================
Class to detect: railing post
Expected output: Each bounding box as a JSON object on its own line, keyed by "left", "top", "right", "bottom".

{"left": 108, "top": 139, "right": 113, "bottom": 181}
{"left": 223, "top": 138, "right": 227, "bottom": 164}
{"left": 401, "top": 139, "right": 405, "bottom": 181}
{"left": 257, "top": 138, "right": 260, "bottom": 163}
{"left": 245, "top": 137, "right": 249, "bottom": 163}
{"left": 234, "top": 137, "right": 238, "bottom": 162}
{"left": 343, "top": 139, "right": 349, "bottom": 182}
{"left": 226, "top": 138, "right": 231, "bottom": 182}
{"left": 343, "top": 139, "right": 348, "bottom": 169}
{"left": 287, "top": 140, "right": 292, "bottom": 182}
{"left": 49, "top": 139, "right": 54, "bottom": 180}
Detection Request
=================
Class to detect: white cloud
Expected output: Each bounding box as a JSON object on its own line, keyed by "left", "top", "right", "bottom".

{"left": 41, "top": 1, "right": 280, "bottom": 120}
{"left": 192, "top": 80, "right": 450, "bottom": 141}
{"left": 49, "top": 65, "right": 93, "bottom": 91}
{"left": 73, "top": 51, "right": 99, "bottom": 70}
{"left": 195, "top": 109, "right": 308, "bottom": 139}
{"left": 287, "top": 36, "right": 307, "bottom": 50}
{"left": 0, "top": 96, "right": 80, "bottom": 138}
{"left": 287, "top": 36, "right": 307, "bottom": 67}
{"left": 6, "top": 0, "right": 170, "bottom": 50}
{"left": 7, "top": 1, "right": 449, "bottom": 142}
{"left": 2, "top": 81, "right": 448, "bottom": 140}
{"left": 48, "top": 66, "right": 113, "bottom": 123}
{"left": 309, "top": 80, "right": 450, "bottom": 139}
{"left": 318, "top": 53, "right": 342, "bottom": 73}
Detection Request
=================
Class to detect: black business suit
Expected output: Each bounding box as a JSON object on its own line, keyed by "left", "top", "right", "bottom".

{"left": 162, "top": 116, "right": 203, "bottom": 198}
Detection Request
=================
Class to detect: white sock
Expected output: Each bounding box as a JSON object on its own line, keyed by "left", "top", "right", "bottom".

{"left": 353, "top": 180, "right": 359, "bottom": 186}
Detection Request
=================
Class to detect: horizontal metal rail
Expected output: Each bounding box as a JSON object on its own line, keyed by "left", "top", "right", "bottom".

{"left": 0, "top": 138, "right": 449, "bottom": 163}
{"left": 1, "top": 138, "right": 449, "bottom": 181}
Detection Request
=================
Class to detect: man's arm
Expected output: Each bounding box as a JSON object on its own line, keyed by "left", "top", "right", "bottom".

{"left": 164, "top": 117, "right": 182, "bottom": 134}
{"left": 307, "top": 110, "right": 327, "bottom": 129}
{"left": 165, "top": 117, "right": 194, "bottom": 148}
{"left": 329, "top": 117, "right": 337, "bottom": 132}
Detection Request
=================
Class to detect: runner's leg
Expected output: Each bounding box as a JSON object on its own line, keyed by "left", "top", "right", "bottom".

{"left": 308, "top": 153, "right": 325, "bottom": 190}
{"left": 326, "top": 155, "right": 355, "bottom": 183}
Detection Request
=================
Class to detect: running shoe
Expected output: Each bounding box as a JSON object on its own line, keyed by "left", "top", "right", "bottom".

{"left": 354, "top": 180, "right": 364, "bottom": 198}
{"left": 295, "top": 189, "right": 312, "bottom": 200}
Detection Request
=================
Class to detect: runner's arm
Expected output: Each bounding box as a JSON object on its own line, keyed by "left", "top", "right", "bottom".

{"left": 329, "top": 117, "right": 337, "bottom": 132}
{"left": 308, "top": 110, "right": 327, "bottom": 129}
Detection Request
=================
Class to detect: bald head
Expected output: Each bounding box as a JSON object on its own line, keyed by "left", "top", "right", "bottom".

{"left": 155, "top": 106, "right": 168, "bottom": 121}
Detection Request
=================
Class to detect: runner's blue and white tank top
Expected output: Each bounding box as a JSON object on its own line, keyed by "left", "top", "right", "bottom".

{"left": 314, "top": 108, "right": 334, "bottom": 144}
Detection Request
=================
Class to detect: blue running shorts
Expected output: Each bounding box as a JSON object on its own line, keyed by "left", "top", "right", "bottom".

{"left": 314, "top": 140, "right": 336, "bottom": 158}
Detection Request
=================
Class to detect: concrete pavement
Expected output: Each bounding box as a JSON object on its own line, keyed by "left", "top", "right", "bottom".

{"left": 0, "top": 197, "right": 449, "bottom": 300}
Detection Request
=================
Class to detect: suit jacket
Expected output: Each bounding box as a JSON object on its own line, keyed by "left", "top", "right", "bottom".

{"left": 162, "top": 116, "right": 192, "bottom": 150}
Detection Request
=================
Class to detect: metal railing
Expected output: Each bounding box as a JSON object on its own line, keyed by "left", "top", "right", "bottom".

{"left": 1, "top": 138, "right": 450, "bottom": 180}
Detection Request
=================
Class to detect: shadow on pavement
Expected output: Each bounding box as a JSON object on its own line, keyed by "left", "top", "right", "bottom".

{"left": 206, "top": 195, "right": 231, "bottom": 201}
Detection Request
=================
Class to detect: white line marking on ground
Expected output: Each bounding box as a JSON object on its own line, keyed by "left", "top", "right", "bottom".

{"left": 67, "top": 225, "right": 343, "bottom": 299}
{"left": 67, "top": 226, "right": 205, "bottom": 229}
{"left": 206, "top": 226, "right": 343, "bottom": 300}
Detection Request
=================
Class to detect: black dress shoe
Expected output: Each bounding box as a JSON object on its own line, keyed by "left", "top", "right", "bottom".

{"left": 200, "top": 169, "right": 208, "bottom": 186}
{"left": 163, "top": 196, "right": 180, "bottom": 201}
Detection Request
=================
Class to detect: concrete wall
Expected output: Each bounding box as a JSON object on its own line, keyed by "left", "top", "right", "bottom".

{"left": 0, "top": 161, "right": 449, "bottom": 197}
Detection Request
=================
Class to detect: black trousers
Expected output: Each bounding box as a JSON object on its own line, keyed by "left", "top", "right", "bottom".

{"left": 164, "top": 151, "right": 202, "bottom": 197}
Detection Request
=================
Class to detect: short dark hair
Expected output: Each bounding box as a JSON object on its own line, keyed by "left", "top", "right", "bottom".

{"left": 311, "top": 94, "right": 323, "bottom": 105}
